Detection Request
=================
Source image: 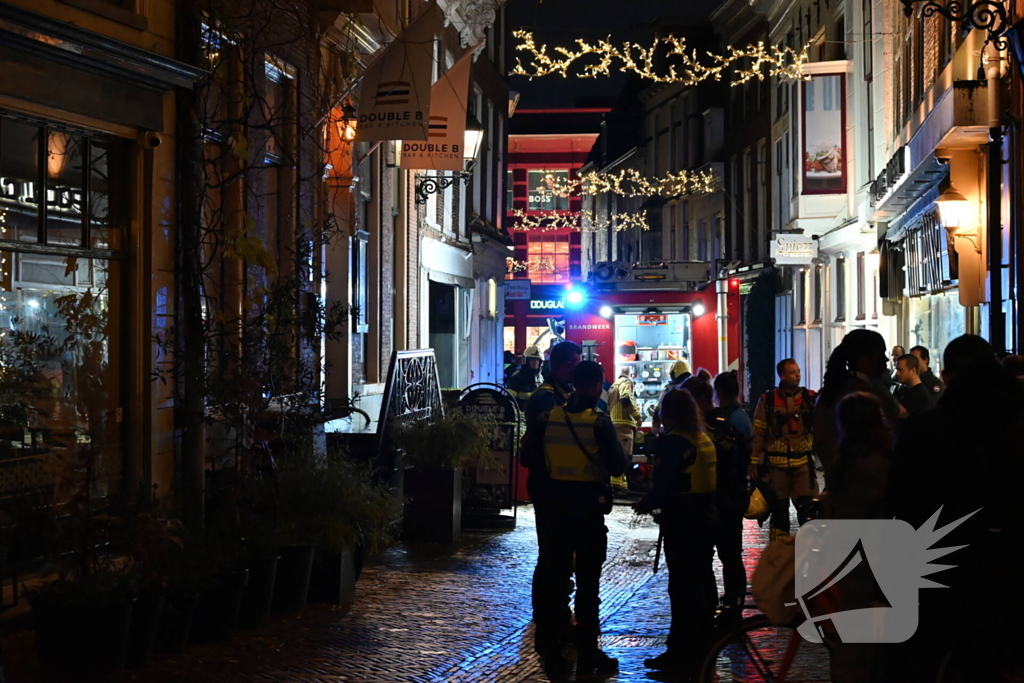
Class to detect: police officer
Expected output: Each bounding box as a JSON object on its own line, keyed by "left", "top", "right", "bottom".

{"left": 634, "top": 387, "right": 718, "bottom": 677}
{"left": 507, "top": 345, "right": 544, "bottom": 406}
{"left": 522, "top": 356, "right": 627, "bottom": 676}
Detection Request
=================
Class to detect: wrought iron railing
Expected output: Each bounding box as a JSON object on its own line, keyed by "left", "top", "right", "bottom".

{"left": 374, "top": 349, "right": 443, "bottom": 486}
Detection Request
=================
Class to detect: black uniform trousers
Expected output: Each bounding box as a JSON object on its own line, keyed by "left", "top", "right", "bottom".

{"left": 714, "top": 491, "right": 749, "bottom": 605}
{"left": 662, "top": 504, "right": 718, "bottom": 659}
{"left": 532, "top": 497, "right": 608, "bottom": 651}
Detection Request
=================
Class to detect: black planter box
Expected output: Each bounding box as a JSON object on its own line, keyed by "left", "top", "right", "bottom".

{"left": 403, "top": 467, "right": 462, "bottom": 543}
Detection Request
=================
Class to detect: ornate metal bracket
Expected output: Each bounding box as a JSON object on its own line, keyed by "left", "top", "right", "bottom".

{"left": 415, "top": 173, "right": 471, "bottom": 205}
{"left": 901, "top": 0, "right": 1010, "bottom": 50}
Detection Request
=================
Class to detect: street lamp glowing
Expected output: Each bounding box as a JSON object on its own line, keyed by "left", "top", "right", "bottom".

{"left": 866, "top": 249, "right": 880, "bottom": 272}
{"left": 599, "top": 305, "right": 613, "bottom": 318}
{"left": 936, "top": 184, "right": 969, "bottom": 230}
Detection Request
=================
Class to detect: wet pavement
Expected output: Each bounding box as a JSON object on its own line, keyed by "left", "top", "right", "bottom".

{"left": 4, "top": 504, "right": 775, "bottom": 682}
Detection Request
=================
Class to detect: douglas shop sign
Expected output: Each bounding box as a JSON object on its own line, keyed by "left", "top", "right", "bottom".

{"left": 530, "top": 299, "right": 565, "bottom": 310}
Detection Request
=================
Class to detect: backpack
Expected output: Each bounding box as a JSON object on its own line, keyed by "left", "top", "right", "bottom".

{"left": 707, "top": 406, "right": 746, "bottom": 496}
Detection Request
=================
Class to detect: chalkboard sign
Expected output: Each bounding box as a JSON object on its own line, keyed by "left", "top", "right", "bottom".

{"left": 458, "top": 385, "right": 520, "bottom": 516}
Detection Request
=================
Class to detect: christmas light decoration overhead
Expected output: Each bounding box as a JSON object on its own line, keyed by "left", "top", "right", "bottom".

{"left": 511, "top": 209, "right": 651, "bottom": 232}
{"left": 507, "top": 256, "right": 557, "bottom": 273}
{"left": 511, "top": 31, "right": 812, "bottom": 86}
{"left": 532, "top": 167, "right": 718, "bottom": 200}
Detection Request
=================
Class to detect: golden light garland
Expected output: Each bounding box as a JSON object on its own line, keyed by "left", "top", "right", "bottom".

{"left": 532, "top": 167, "right": 718, "bottom": 200}
{"left": 511, "top": 31, "right": 811, "bottom": 86}
{"left": 511, "top": 209, "right": 651, "bottom": 232}
{"left": 507, "top": 256, "right": 557, "bottom": 273}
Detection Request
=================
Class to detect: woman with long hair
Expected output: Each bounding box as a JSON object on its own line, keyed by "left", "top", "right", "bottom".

{"left": 634, "top": 389, "right": 719, "bottom": 677}
{"left": 813, "top": 329, "right": 899, "bottom": 474}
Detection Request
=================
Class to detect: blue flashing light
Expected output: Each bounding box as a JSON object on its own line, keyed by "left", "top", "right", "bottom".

{"left": 567, "top": 289, "right": 585, "bottom": 305}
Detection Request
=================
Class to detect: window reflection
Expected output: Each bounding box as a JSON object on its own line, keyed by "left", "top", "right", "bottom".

{"left": 0, "top": 251, "right": 120, "bottom": 498}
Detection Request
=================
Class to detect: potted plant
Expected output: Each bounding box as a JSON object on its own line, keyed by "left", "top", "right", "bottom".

{"left": 28, "top": 485, "right": 136, "bottom": 678}
{"left": 306, "top": 447, "right": 401, "bottom": 605}
{"left": 392, "top": 409, "right": 497, "bottom": 543}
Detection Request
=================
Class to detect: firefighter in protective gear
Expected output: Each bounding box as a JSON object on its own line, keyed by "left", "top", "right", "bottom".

{"left": 633, "top": 388, "right": 718, "bottom": 677}
{"left": 750, "top": 358, "right": 817, "bottom": 542}
{"left": 651, "top": 360, "right": 692, "bottom": 433}
{"left": 522, "top": 358, "right": 627, "bottom": 676}
{"left": 607, "top": 370, "right": 641, "bottom": 490}
{"left": 507, "top": 345, "right": 544, "bottom": 406}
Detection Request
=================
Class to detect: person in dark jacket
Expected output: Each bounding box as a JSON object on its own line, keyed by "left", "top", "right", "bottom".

{"left": 522, "top": 359, "right": 627, "bottom": 676}
{"left": 634, "top": 388, "right": 718, "bottom": 677}
{"left": 813, "top": 329, "right": 899, "bottom": 475}
{"left": 877, "top": 335, "right": 1024, "bottom": 682}
{"left": 909, "top": 344, "right": 945, "bottom": 406}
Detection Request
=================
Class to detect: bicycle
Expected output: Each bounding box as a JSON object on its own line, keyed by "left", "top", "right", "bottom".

{"left": 699, "top": 609, "right": 831, "bottom": 682}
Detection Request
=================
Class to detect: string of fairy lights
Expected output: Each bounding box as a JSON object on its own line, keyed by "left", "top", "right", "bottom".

{"left": 511, "top": 31, "right": 812, "bottom": 86}
{"left": 511, "top": 209, "right": 651, "bottom": 233}
{"left": 506, "top": 256, "right": 556, "bottom": 273}
{"left": 533, "top": 167, "right": 719, "bottom": 200}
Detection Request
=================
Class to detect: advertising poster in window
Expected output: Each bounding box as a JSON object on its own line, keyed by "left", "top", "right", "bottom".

{"left": 528, "top": 170, "right": 570, "bottom": 211}
{"left": 802, "top": 74, "right": 846, "bottom": 194}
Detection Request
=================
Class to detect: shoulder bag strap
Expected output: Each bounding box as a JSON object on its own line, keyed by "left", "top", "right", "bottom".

{"left": 562, "top": 410, "right": 606, "bottom": 473}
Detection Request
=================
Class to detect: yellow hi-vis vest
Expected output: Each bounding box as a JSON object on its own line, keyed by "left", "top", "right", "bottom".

{"left": 668, "top": 429, "right": 718, "bottom": 495}
{"left": 543, "top": 406, "right": 605, "bottom": 482}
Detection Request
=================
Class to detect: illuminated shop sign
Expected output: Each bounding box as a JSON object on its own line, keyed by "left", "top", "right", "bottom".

{"left": 0, "top": 177, "right": 82, "bottom": 214}
{"left": 530, "top": 299, "right": 565, "bottom": 310}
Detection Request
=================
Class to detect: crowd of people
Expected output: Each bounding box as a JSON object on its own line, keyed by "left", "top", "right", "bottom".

{"left": 517, "top": 331, "right": 1023, "bottom": 681}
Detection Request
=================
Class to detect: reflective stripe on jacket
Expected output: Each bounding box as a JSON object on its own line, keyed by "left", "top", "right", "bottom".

{"left": 609, "top": 378, "right": 641, "bottom": 428}
{"left": 668, "top": 429, "right": 718, "bottom": 495}
{"left": 753, "top": 387, "right": 814, "bottom": 467}
{"left": 543, "top": 406, "right": 605, "bottom": 482}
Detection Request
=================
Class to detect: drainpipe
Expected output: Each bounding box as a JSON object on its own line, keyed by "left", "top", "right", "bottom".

{"left": 987, "top": 46, "right": 1006, "bottom": 352}
{"left": 717, "top": 276, "right": 729, "bottom": 373}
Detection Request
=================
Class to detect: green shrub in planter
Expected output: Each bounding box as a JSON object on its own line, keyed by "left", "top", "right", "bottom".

{"left": 391, "top": 408, "right": 498, "bottom": 471}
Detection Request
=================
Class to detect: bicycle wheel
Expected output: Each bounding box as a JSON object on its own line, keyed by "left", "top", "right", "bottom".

{"left": 700, "top": 614, "right": 831, "bottom": 682}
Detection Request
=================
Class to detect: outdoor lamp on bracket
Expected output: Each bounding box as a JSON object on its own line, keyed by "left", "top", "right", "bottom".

{"left": 414, "top": 112, "right": 485, "bottom": 205}
{"left": 336, "top": 104, "right": 358, "bottom": 142}
{"left": 936, "top": 184, "right": 969, "bottom": 231}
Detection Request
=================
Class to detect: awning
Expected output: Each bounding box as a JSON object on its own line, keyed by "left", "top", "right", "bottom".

{"left": 426, "top": 269, "right": 475, "bottom": 289}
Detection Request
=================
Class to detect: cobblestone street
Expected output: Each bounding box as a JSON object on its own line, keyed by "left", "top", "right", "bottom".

{"left": 54, "top": 504, "right": 771, "bottom": 683}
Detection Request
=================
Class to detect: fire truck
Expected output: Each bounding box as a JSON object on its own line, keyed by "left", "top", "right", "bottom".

{"left": 558, "top": 260, "right": 742, "bottom": 429}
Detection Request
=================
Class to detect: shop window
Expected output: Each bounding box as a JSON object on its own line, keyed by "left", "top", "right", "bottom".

{"left": 527, "top": 234, "right": 570, "bottom": 283}
{"left": 812, "top": 265, "right": 823, "bottom": 324}
{"left": 856, "top": 252, "right": 866, "bottom": 320}
{"left": 835, "top": 257, "right": 847, "bottom": 322}
{"left": 503, "top": 326, "right": 516, "bottom": 353}
{"left": 487, "top": 278, "right": 497, "bottom": 319}
{"left": 0, "top": 114, "right": 126, "bottom": 498}
{"left": 796, "top": 269, "right": 807, "bottom": 325}
{"left": 527, "top": 170, "right": 569, "bottom": 211}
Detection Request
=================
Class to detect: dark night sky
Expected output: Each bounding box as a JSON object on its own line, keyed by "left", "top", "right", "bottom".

{"left": 506, "top": 0, "right": 724, "bottom": 109}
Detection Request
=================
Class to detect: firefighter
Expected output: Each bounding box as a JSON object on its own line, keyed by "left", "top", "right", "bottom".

{"left": 651, "top": 359, "right": 692, "bottom": 433}
{"left": 507, "top": 345, "right": 544, "bottom": 406}
{"left": 607, "top": 369, "right": 641, "bottom": 491}
{"left": 634, "top": 387, "right": 718, "bottom": 677}
{"left": 750, "top": 358, "right": 817, "bottom": 542}
{"left": 522, "top": 358, "right": 627, "bottom": 676}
